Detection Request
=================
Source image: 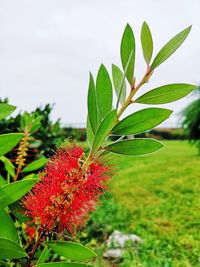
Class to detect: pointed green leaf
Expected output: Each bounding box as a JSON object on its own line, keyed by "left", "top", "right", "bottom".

{"left": 92, "top": 110, "right": 117, "bottom": 154}
{"left": 0, "top": 104, "right": 16, "bottom": 121}
{"left": 0, "top": 209, "right": 18, "bottom": 242}
{"left": 116, "top": 50, "right": 133, "bottom": 109}
{"left": 96, "top": 64, "right": 113, "bottom": 118}
{"left": 37, "top": 246, "right": 50, "bottom": 264}
{"left": 0, "top": 179, "right": 37, "bottom": 208}
{"left": 141, "top": 22, "right": 153, "bottom": 65}
{"left": 151, "top": 26, "right": 192, "bottom": 70}
{"left": 0, "top": 176, "right": 6, "bottom": 187}
{"left": 0, "top": 238, "right": 27, "bottom": 260}
{"left": 120, "top": 24, "right": 135, "bottom": 84}
{"left": 0, "top": 133, "right": 23, "bottom": 157}
{"left": 30, "top": 123, "right": 41, "bottom": 134}
{"left": 0, "top": 156, "right": 15, "bottom": 177}
{"left": 105, "top": 138, "right": 163, "bottom": 155}
{"left": 36, "top": 263, "right": 93, "bottom": 267}
{"left": 112, "top": 108, "right": 172, "bottom": 135}
{"left": 23, "top": 173, "right": 38, "bottom": 180}
{"left": 112, "top": 64, "right": 126, "bottom": 105}
{"left": 86, "top": 116, "right": 94, "bottom": 149}
{"left": 135, "top": 84, "right": 196, "bottom": 104}
{"left": 46, "top": 241, "right": 96, "bottom": 261}
{"left": 87, "top": 73, "right": 98, "bottom": 133}
{"left": 22, "top": 157, "right": 47, "bottom": 173}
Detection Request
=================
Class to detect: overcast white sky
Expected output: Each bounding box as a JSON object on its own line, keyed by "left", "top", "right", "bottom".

{"left": 0, "top": 0, "right": 200, "bottom": 127}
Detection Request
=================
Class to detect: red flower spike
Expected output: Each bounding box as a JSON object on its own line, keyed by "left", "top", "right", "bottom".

{"left": 22, "top": 145, "right": 110, "bottom": 238}
{"left": 25, "top": 225, "right": 36, "bottom": 241}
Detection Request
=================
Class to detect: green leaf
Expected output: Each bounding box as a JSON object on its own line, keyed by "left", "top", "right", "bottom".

{"left": 23, "top": 173, "right": 39, "bottom": 180}
{"left": 46, "top": 241, "right": 96, "bottom": 261}
{"left": 135, "top": 84, "right": 196, "bottom": 104}
{"left": 36, "top": 263, "right": 93, "bottom": 267}
{"left": 112, "top": 64, "right": 126, "bottom": 105}
{"left": 37, "top": 246, "right": 50, "bottom": 264}
{"left": 9, "top": 202, "right": 31, "bottom": 223}
{"left": 0, "top": 104, "right": 16, "bottom": 121}
{"left": 0, "top": 261, "right": 10, "bottom": 267}
{"left": 120, "top": 23, "right": 135, "bottom": 84}
{"left": 30, "top": 123, "right": 41, "bottom": 134}
{"left": 0, "top": 179, "right": 37, "bottom": 208}
{"left": 141, "top": 22, "right": 153, "bottom": 65}
{"left": 30, "top": 115, "right": 43, "bottom": 134}
{"left": 0, "top": 209, "right": 18, "bottom": 242}
{"left": 96, "top": 64, "right": 113, "bottom": 118}
{"left": 116, "top": 51, "right": 133, "bottom": 109}
{"left": 151, "top": 26, "right": 192, "bottom": 70}
{"left": 0, "top": 133, "right": 23, "bottom": 157}
{"left": 21, "top": 157, "right": 47, "bottom": 173}
{"left": 87, "top": 73, "right": 98, "bottom": 133}
{"left": 91, "top": 110, "right": 117, "bottom": 154}
{"left": 0, "top": 156, "right": 15, "bottom": 177}
{"left": 112, "top": 108, "right": 172, "bottom": 135}
{"left": 86, "top": 116, "right": 94, "bottom": 149}
{"left": 0, "top": 238, "right": 27, "bottom": 260}
{"left": 0, "top": 176, "right": 6, "bottom": 187}
{"left": 105, "top": 138, "right": 163, "bottom": 155}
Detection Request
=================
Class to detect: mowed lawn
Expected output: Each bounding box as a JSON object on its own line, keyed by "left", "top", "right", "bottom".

{"left": 107, "top": 141, "right": 200, "bottom": 266}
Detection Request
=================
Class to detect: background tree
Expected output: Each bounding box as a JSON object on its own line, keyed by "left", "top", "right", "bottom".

{"left": 182, "top": 87, "right": 200, "bottom": 154}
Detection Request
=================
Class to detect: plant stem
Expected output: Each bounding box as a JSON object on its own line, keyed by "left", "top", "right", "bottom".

{"left": 79, "top": 152, "right": 93, "bottom": 176}
{"left": 24, "top": 231, "right": 43, "bottom": 267}
{"left": 14, "top": 167, "right": 21, "bottom": 182}
{"left": 117, "top": 67, "right": 152, "bottom": 119}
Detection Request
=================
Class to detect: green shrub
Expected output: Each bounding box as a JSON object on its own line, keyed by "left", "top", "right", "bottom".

{"left": 182, "top": 88, "right": 200, "bottom": 154}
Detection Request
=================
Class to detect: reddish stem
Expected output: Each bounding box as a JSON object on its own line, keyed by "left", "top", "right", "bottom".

{"left": 25, "top": 231, "right": 44, "bottom": 267}
{"left": 14, "top": 166, "right": 21, "bottom": 181}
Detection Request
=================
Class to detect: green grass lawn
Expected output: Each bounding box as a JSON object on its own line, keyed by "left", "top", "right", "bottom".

{"left": 89, "top": 141, "right": 200, "bottom": 267}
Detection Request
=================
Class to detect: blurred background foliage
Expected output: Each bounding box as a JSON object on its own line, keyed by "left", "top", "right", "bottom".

{"left": 0, "top": 98, "right": 86, "bottom": 158}
{"left": 182, "top": 87, "right": 200, "bottom": 154}
{"left": 0, "top": 97, "right": 199, "bottom": 266}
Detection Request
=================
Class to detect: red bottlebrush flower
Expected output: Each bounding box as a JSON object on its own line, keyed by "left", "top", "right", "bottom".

{"left": 25, "top": 224, "right": 36, "bottom": 241}
{"left": 22, "top": 145, "right": 110, "bottom": 238}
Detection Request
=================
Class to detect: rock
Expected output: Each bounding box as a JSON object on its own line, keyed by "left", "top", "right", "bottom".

{"left": 103, "top": 248, "right": 123, "bottom": 259}
{"left": 106, "top": 230, "right": 143, "bottom": 249}
{"left": 103, "top": 230, "right": 143, "bottom": 260}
